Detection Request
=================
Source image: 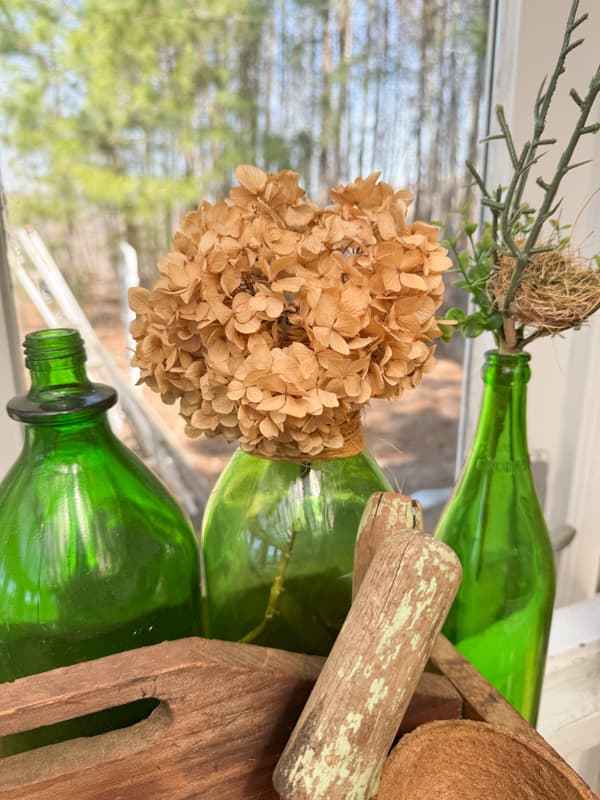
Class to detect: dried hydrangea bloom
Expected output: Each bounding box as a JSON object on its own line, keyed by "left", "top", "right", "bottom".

{"left": 130, "top": 165, "right": 452, "bottom": 459}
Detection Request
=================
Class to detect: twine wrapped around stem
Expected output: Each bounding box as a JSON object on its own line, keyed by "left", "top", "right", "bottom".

{"left": 248, "top": 413, "right": 365, "bottom": 462}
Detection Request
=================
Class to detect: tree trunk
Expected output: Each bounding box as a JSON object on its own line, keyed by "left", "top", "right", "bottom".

{"left": 318, "top": 2, "right": 333, "bottom": 197}
{"left": 464, "top": 0, "right": 490, "bottom": 209}
{"left": 414, "top": 0, "right": 434, "bottom": 219}
{"left": 333, "top": 0, "right": 352, "bottom": 181}
{"left": 358, "top": 0, "right": 374, "bottom": 176}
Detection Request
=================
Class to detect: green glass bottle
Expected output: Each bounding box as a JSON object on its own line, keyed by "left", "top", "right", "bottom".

{"left": 0, "top": 328, "right": 202, "bottom": 755}
{"left": 202, "top": 448, "right": 391, "bottom": 655}
{"left": 435, "top": 350, "right": 555, "bottom": 723}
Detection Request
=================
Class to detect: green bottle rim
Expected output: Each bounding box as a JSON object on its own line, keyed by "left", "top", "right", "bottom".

{"left": 23, "top": 328, "right": 86, "bottom": 368}
{"left": 482, "top": 349, "right": 531, "bottom": 385}
{"left": 8, "top": 328, "right": 117, "bottom": 424}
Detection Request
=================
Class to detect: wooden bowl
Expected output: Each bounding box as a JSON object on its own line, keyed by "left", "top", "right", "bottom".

{"left": 377, "top": 719, "right": 598, "bottom": 800}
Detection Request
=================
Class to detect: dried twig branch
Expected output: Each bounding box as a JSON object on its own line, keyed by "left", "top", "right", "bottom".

{"left": 447, "top": 0, "right": 600, "bottom": 353}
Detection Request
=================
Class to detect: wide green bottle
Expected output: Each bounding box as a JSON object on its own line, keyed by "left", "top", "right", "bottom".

{"left": 0, "top": 328, "right": 202, "bottom": 755}
{"left": 435, "top": 350, "right": 555, "bottom": 724}
{"left": 202, "top": 448, "right": 391, "bottom": 656}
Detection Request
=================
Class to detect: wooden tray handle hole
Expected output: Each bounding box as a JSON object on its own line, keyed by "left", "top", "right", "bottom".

{"left": 0, "top": 697, "right": 162, "bottom": 758}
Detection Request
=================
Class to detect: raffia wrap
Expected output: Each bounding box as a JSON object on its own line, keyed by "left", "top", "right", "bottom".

{"left": 248, "top": 414, "right": 365, "bottom": 463}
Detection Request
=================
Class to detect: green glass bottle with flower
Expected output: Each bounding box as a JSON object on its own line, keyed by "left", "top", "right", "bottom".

{"left": 437, "top": 0, "right": 600, "bottom": 724}
{"left": 130, "top": 166, "right": 452, "bottom": 656}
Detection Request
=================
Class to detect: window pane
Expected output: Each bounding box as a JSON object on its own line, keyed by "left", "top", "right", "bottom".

{"left": 1, "top": 0, "right": 490, "bottom": 527}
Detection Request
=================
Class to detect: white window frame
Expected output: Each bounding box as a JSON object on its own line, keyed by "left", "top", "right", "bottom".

{"left": 0, "top": 178, "right": 23, "bottom": 474}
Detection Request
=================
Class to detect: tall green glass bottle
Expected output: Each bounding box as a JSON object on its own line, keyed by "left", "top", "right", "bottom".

{"left": 202, "top": 448, "right": 391, "bottom": 656}
{"left": 435, "top": 350, "right": 555, "bottom": 724}
{"left": 0, "top": 328, "right": 202, "bottom": 755}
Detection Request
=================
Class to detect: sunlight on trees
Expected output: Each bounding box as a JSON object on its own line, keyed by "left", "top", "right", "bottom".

{"left": 0, "top": 0, "right": 489, "bottom": 278}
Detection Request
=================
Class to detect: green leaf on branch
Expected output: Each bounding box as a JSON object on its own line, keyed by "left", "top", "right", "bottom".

{"left": 445, "top": 307, "right": 467, "bottom": 322}
{"left": 484, "top": 311, "right": 504, "bottom": 331}
{"left": 461, "top": 312, "right": 490, "bottom": 338}
{"left": 438, "top": 322, "right": 456, "bottom": 343}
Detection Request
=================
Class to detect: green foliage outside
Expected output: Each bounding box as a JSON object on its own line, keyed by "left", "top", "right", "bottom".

{"left": 0, "top": 0, "right": 489, "bottom": 280}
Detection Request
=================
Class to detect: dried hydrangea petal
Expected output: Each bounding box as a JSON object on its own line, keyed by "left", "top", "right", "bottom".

{"left": 129, "top": 166, "right": 451, "bottom": 459}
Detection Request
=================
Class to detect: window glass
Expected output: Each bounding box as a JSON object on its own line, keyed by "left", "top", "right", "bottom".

{"left": 1, "top": 0, "right": 490, "bottom": 527}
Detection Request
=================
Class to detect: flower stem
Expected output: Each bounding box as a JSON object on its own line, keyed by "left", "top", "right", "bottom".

{"left": 239, "top": 523, "right": 299, "bottom": 645}
{"left": 500, "top": 318, "right": 518, "bottom": 353}
{"left": 239, "top": 462, "right": 310, "bottom": 645}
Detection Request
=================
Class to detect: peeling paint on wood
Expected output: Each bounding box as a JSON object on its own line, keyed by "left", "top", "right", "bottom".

{"left": 273, "top": 523, "right": 462, "bottom": 800}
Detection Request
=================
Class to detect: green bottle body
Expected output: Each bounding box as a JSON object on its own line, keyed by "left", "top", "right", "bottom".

{"left": 435, "top": 351, "right": 555, "bottom": 724}
{"left": 202, "top": 448, "right": 391, "bottom": 655}
{"left": 0, "top": 329, "right": 202, "bottom": 755}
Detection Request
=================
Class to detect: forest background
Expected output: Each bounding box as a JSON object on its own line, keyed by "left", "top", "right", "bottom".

{"left": 0, "top": 0, "right": 490, "bottom": 515}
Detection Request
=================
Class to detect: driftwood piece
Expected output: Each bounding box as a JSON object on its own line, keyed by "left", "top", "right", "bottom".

{"left": 352, "top": 493, "right": 423, "bottom": 598}
{"left": 273, "top": 531, "right": 462, "bottom": 800}
{"left": 377, "top": 719, "right": 599, "bottom": 800}
{"left": 352, "top": 493, "right": 536, "bottom": 740}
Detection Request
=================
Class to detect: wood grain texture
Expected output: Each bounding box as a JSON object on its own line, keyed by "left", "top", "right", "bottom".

{"left": 428, "top": 633, "right": 534, "bottom": 739}
{"left": 0, "top": 637, "right": 462, "bottom": 799}
{"left": 397, "top": 672, "right": 462, "bottom": 735}
{"left": 352, "top": 493, "right": 423, "bottom": 599}
{"left": 351, "top": 493, "right": 536, "bottom": 742}
{"left": 0, "top": 637, "right": 322, "bottom": 800}
{"left": 273, "top": 531, "right": 462, "bottom": 800}
{"left": 377, "top": 719, "right": 600, "bottom": 800}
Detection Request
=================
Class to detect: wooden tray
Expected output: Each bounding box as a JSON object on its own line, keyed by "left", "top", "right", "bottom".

{"left": 0, "top": 493, "right": 593, "bottom": 799}
{"left": 0, "top": 633, "right": 560, "bottom": 799}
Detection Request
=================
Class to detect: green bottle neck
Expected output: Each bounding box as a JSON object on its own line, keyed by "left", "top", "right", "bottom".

{"left": 27, "top": 353, "right": 90, "bottom": 399}
{"left": 7, "top": 329, "right": 117, "bottom": 425}
{"left": 466, "top": 350, "right": 532, "bottom": 468}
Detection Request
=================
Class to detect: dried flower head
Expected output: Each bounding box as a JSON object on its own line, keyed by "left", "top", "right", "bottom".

{"left": 130, "top": 166, "right": 451, "bottom": 459}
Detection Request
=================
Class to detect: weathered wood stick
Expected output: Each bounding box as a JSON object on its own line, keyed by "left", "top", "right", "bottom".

{"left": 353, "top": 493, "right": 536, "bottom": 742}
{"left": 273, "top": 530, "right": 462, "bottom": 800}
{"left": 352, "top": 493, "right": 423, "bottom": 599}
